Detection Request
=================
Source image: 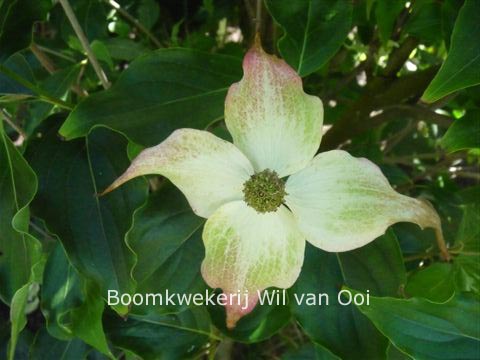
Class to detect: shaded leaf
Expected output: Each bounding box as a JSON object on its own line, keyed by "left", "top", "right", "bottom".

{"left": 281, "top": 343, "right": 341, "bottom": 360}
{"left": 0, "top": 121, "right": 42, "bottom": 302}
{"left": 0, "top": 52, "right": 36, "bottom": 96}
{"left": 104, "top": 308, "right": 210, "bottom": 359}
{"left": 422, "top": 0, "right": 480, "bottom": 102}
{"left": 0, "top": 0, "right": 50, "bottom": 61}
{"left": 441, "top": 111, "right": 480, "bottom": 153}
{"left": 375, "top": 0, "right": 405, "bottom": 44}
{"left": 354, "top": 292, "right": 480, "bottom": 359}
{"left": 290, "top": 230, "right": 405, "bottom": 359}
{"left": 30, "top": 327, "right": 89, "bottom": 360}
{"left": 41, "top": 243, "right": 112, "bottom": 356}
{"left": 26, "top": 119, "right": 148, "bottom": 313}
{"left": 59, "top": 49, "right": 242, "bottom": 146}
{"left": 208, "top": 289, "right": 291, "bottom": 343}
{"left": 405, "top": 263, "right": 455, "bottom": 302}
{"left": 265, "top": 0, "right": 353, "bottom": 76}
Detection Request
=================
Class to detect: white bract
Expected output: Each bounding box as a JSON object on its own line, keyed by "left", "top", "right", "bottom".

{"left": 104, "top": 42, "right": 444, "bottom": 328}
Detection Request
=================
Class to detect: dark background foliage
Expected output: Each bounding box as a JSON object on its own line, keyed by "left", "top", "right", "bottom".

{"left": 0, "top": 0, "right": 479, "bottom": 359}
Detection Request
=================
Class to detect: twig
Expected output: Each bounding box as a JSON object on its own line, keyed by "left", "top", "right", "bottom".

{"left": 30, "top": 44, "right": 56, "bottom": 74}
{"left": 0, "top": 109, "right": 27, "bottom": 139}
{"left": 35, "top": 45, "right": 77, "bottom": 63}
{"left": 454, "top": 171, "right": 480, "bottom": 181}
{"left": 32, "top": 43, "right": 87, "bottom": 97}
{"left": 58, "top": 0, "right": 110, "bottom": 89}
{"left": 104, "top": 0, "right": 162, "bottom": 48}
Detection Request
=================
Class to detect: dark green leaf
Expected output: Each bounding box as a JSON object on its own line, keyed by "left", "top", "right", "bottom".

{"left": 26, "top": 119, "right": 148, "bottom": 313}
{"left": 354, "top": 292, "right": 480, "bottom": 359}
{"left": 290, "top": 230, "right": 405, "bottom": 360}
{"left": 41, "top": 243, "right": 112, "bottom": 356}
{"left": 59, "top": 49, "right": 242, "bottom": 146}
{"left": 405, "top": 263, "right": 455, "bottom": 302}
{"left": 441, "top": 111, "right": 480, "bottom": 153}
{"left": 422, "top": 0, "right": 480, "bottom": 102}
{"left": 208, "top": 289, "right": 291, "bottom": 343}
{"left": 26, "top": 65, "right": 81, "bottom": 134}
{"left": 0, "top": 52, "right": 36, "bottom": 96}
{"left": 375, "top": 0, "right": 405, "bottom": 44}
{"left": 338, "top": 229, "right": 407, "bottom": 297}
{"left": 265, "top": 0, "right": 353, "bottom": 76}
{"left": 453, "top": 204, "right": 480, "bottom": 293}
{"left": 281, "top": 343, "right": 341, "bottom": 360}
{"left": 0, "top": 0, "right": 50, "bottom": 61}
{"left": 104, "top": 308, "right": 210, "bottom": 359}
{"left": 30, "top": 327, "right": 89, "bottom": 360}
{"left": 404, "top": 0, "right": 442, "bottom": 45}
{"left": 137, "top": 0, "right": 160, "bottom": 30}
{"left": 0, "top": 122, "right": 42, "bottom": 304}
{"left": 103, "top": 38, "right": 148, "bottom": 61}
{"left": 387, "top": 343, "right": 412, "bottom": 360}
{"left": 127, "top": 185, "right": 206, "bottom": 315}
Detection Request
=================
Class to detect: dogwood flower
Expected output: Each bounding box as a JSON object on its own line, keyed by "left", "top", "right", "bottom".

{"left": 103, "top": 41, "right": 444, "bottom": 328}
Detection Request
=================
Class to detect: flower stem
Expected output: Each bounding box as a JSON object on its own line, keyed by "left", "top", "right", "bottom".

{"left": 255, "top": 0, "right": 262, "bottom": 33}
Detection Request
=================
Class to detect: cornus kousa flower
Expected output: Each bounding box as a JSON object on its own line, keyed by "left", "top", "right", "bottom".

{"left": 103, "top": 40, "right": 446, "bottom": 328}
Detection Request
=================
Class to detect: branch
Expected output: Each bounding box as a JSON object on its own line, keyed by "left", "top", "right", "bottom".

{"left": 59, "top": 0, "right": 110, "bottom": 89}
{"left": 320, "top": 66, "right": 439, "bottom": 151}
{"left": 370, "top": 105, "right": 452, "bottom": 128}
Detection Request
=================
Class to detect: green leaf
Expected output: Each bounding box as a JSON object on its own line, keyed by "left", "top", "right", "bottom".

{"left": 127, "top": 185, "right": 206, "bottom": 315}
{"left": 404, "top": 0, "right": 442, "bottom": 45}
{"left": 0, "top": 0, "right": 50, "bottom": 61}
{"left": 281, "top": 343, "right": 341, "bottom": 360}
{"left": 387, "top": 342, "right": 412, "bottom": 360}
{"left": 128, "top": 185, "right": 203, "bottom": 285}
{"left": 208, "top": 289, "right": 291, "bottom": 343}
{"left": 59, "top": 49, "right": 242, "bottom": 146}
{"left": 441, "top": 111, "right": 480, "bottom": 153}
{"left": 104, "top": 308, "right": 211, "bottom": 359}
{"left": 453, "top": 204, "right": 480, "bottom": 294}
{"left": 137, "top": 0, "right": 160, "bottom": 30}
{"left": 353, "top": 292, "right": 480, "bottom": 359}
{"left": 375, "top": 0, "right": 405, "bottom": 44}
{"left": 290, "top": 230, "right": 405, "bottom": 359}
{"left": 265, "top": 0, "right": 353, "bottom": 76}
{"left": 0, "top": 122, "right": 42, "bottom": 304}
{"left": 30, "top": 327, "right": 89, "bottom": 360}
{"left": 41, "top": 243, "right": 112, "bottom": 357}
{"left": 7, "top": 254, "right": 44, "bottom": 360}
{"left": 103, "top": 38, "right": 148, "bottom": 61}
{"left": 405, "top": 263, "right": 455, "bottom": 302}
{"left": 337, "top": 229, "right": 407, "bottom": 297}
{"left": 8, "top": 283, "right": 34, "bottom": 360}
{"left": 422, "top": 0, "right": 480, "bottom": 102}
{"left": 26, "top": 119, "right": 148, "bottom": 313}
{"left": 0, "top": 52, "right": 36, "bottom": 96}
{"left": 26, "top": 65, "right": 81, "bottom": 134}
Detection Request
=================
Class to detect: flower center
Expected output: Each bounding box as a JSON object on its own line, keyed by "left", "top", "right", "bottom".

{"left": 243, "top": 169, "right": 286, "bottom": 213}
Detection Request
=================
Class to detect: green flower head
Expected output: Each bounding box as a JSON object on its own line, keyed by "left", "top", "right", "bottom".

{"left": 103, "top": 40, "right": 443, "bottom": 329}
